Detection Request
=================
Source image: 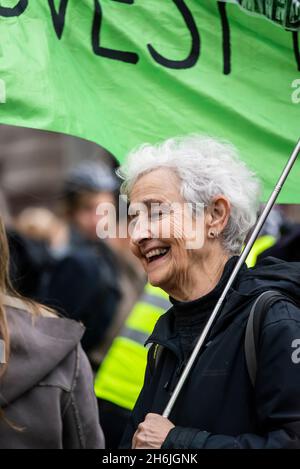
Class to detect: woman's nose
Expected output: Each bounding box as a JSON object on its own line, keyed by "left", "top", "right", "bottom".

{"left": 130, "top": 217, "right": 151, "bottom": 245}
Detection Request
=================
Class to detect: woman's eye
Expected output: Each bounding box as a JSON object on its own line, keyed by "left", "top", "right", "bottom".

{"left": 151, "top": 209, "right": 169, "bottom": 220}
{"left": 151, "top": 210, "right": 160, "bottom": 218}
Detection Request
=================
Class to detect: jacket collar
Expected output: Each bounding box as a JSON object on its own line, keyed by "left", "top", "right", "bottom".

{"left": 145, "top": 260, "right": 251, "bottom": 350}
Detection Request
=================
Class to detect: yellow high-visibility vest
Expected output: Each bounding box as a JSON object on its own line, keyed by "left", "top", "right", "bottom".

{"left": 94, "top": 283, "right": 171, "bottom": 410}
{"left": 246, "top": 235, "right": 276, "bottom": 268}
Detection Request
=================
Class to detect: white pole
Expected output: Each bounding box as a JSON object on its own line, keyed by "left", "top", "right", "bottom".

{"left": 163, "top": 139, "right": 300, "bottom": 418}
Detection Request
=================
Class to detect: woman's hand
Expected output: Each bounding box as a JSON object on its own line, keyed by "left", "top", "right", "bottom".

{"left": 132, "top": 413, "right": 175, "bottom": 449}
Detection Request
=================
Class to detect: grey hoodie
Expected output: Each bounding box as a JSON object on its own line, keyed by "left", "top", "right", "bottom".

{"left": 0, "top": 297, "right": 105, "bottom": 449}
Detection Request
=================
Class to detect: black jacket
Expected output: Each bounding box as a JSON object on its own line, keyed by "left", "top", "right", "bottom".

{"left": 37, "top": 228, "right": 122, "bottom": 354}
{"left": 121, "top": 257, "right": 300, "bottom": 449}
{"left": 8, "top": 229, "right": 51, "bottom": 298}
{"left": 258, "top": 225, "right": 300, "bottom": 263}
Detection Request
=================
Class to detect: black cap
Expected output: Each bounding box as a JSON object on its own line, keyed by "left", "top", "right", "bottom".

{"left": 64, "top": 161, "right": 120, "bottom": 196}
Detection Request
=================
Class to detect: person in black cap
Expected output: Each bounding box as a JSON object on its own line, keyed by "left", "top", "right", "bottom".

{"left": 62, "top": 160, "right": 120, "bottom": 242}
{"left": 37, "top": 160, "right": 122, "bottom": 365}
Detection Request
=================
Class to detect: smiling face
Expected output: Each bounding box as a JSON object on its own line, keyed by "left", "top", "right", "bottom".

{"left": 128, "top": 168, "right": 207, "bottom": 294}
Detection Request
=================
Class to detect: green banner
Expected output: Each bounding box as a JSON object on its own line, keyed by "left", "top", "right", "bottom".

{"left": 235, "top": 0, "right": 300, "bottom": 31}
{"left": 0, "top": 1, "right": 299, "bottom": 202}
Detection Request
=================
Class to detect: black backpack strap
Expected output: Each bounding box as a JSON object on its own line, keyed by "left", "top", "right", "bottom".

{"left": 245, "top": 290, "right": 295, "bottom": 387}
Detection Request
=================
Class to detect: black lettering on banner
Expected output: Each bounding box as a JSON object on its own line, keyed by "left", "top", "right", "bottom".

{"left": 292, "top": 32, "right": 300, "bottom": 72}
{"left": 217, "top": 1, "right": 231, "bottom": 75}
{"left": 147, "top": 0, "right": 200, "bottom": 69}
{"left": 0, "top": 0, "right": 28, "bottom": 17}
{"left": 92, "top": 0, "right": 139, "bottom": 64}
{"left": 111, "top": 0, "right": 134, "bottom": 3}
{"left": 48, "top": 0, "right": 69, "bottom": 40}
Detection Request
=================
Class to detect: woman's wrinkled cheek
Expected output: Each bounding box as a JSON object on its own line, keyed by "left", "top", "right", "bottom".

{"left": 170, "top": 237, "right": 189, "bottom": 284}
{"left": 171, "top": 213, "right": 184, "bottom": 240}
{"left": 129, "top": 239, "right": 140, "bottom": 258}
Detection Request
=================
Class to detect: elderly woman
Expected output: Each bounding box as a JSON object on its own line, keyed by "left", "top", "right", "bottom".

{"left": 119, "top": 136, "right": 300, "bottom": 449}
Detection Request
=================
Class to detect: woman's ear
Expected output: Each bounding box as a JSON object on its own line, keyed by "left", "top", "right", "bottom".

{"left": 206, "top": 195, "right": 231, "bottom": 238}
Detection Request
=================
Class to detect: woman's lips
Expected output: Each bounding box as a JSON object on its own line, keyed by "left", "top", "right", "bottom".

{"left": 145, "top": 247, "right": 171, "bottom": 269}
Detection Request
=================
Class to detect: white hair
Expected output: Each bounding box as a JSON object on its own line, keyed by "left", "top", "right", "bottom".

{"left": 118, "top": 135, "right": 262, "bottom": 254}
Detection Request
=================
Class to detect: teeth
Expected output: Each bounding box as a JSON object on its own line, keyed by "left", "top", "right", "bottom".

{"left": 145, "top": 248, "right": 168, "bottom": 259}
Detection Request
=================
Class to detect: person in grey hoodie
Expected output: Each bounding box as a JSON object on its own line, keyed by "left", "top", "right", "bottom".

{"left": 0, "top": 217, "right": 105, "bottom": 449}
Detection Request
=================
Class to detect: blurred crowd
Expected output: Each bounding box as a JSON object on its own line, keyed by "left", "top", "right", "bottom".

{"left": 1, "top": 130, "right": 300, "bottom": 448}
{"left": 0, "top": 152, "right": 149, "bottom": 446}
